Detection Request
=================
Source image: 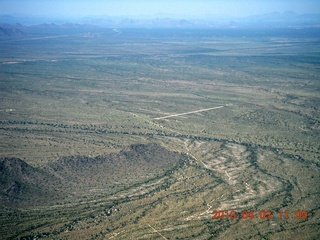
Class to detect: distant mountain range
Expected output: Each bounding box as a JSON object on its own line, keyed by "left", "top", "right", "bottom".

{"left": 0, "top": 22, "right": 27, "bottom": 37}
{"left": 0, "top": 12, "right": 319, "bottom": 29}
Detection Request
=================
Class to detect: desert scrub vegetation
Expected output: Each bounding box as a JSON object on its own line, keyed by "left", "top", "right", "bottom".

{"left": 0, "top": 27, "right": 319, "bottom": 239}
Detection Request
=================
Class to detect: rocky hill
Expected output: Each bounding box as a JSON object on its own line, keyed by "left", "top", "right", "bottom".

{"left": 0, "top": 157, "right": 61, "bottom": 206}
{"left": 0, "top": 143, "right": 184, "bottom": 206}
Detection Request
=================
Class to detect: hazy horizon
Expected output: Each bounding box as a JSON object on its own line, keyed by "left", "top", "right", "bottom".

{"left": 1, "top": 0, "right": 320, "bottom": 20}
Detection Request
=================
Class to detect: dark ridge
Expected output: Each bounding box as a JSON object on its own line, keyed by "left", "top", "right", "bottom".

{"left": 43, "top": 143, "right": 182, "bottom": 187}
{"left": 0, "top": 157, "right": 61, "bottom": 206}
{"left": 0, "top": 143, "right": 184, "bottom": 207}
{"left": 0, "top": 26, "right": 24, "bottom": 37}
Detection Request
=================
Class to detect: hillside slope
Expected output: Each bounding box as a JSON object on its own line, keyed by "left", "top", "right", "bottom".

{"left": 0, "top": 143, "right": 184, "bottom": 207}
{"left": 0, "top": 157, "right": 61, "bottom": 206}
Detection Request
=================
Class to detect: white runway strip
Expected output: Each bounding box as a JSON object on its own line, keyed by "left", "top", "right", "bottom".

{"left": 154, "top": 105, "right": 225, "bottom": 120}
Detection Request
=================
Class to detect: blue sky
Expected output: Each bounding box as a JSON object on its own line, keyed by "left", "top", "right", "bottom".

{"left": 0, "top": 0, "right": 319, "bottom": 18}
